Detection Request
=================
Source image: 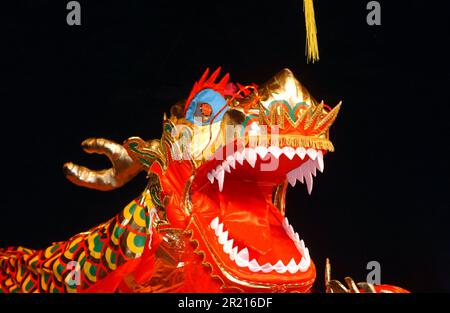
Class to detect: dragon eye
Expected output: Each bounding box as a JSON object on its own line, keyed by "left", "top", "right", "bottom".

{"left": 185, "top": 88, "right": 227, "bottom": 125}
{"left": 195, "top": 103, "right": 213, "bottom": 122}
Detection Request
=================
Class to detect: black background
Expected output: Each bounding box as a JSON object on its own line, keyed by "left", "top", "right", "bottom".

{"left": 1, "top": 0, "right": 449, "bottom": 292}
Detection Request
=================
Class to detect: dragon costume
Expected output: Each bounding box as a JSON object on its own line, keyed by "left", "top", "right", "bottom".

{"left": 0, "top": 68, "right": 408, "bottom": 293}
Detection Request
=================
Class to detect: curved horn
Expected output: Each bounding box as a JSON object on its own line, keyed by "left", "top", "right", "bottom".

{"left": 63, "top": 138, "right": 143, "bottom": 191}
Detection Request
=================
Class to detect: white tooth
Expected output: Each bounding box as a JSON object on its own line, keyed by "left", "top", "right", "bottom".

{"left": 288, "top": 165, "right": 305, "bottom": 185}
{"left": 296, "top": 147, "right": 306, "bottom": 159}
{"left": 305, "top": 172, "right": 313, "bottom": 195}
{"left": 214, "top": 165, "right": 223, "bottom": 178}
{"left": 290, "top": 233, "right": 296, "bottom": 242}
{"left": 294, "top": 232, "right": 300, "bottom": 243}
{"left": 226, "top": 155, "right": 236, "bottom": 169}
{"left": 230, "top": 246, "right": 238, "bottom": 261}
{"left": 219, "top": 230, "right": 228, "bottom": 245}
{"left": 298, "top": 251, "right": 311, "bottom": 272}
{"left": 244, "top": 148, "right": 257, "bottom": 168}
{"left": 282, "top": 217, "right": 289, "bottom": 230}
{"left": 306, "top": 148, "right": 317, "bottom": 160}
{"left": 235, "top": 151, "right": 245, "bottom": 165}
{"left": 287, "top": 258, "right": 298, "bottom": 274}
{"left": 216, "top": 167, "right": 225, "bottom": 192}
{"left": 223, "top": 239, "right": 234, "bottom": 254}
{"left": 260, "top": 263, "right": 273, "bottom": 273}
{"left": 290, "top": 165, "right": 306, "bottom": 185}
{"left": 273, "top": 260, "right": 287, "bottom": 273}
{"left": 222, "top": 161, "right": 231, "bottom": 173}
{"left": 287, "top": 170, "right": 297, "bottom": 187}
{"left": 207, "top": 172, "right": 214, "bottom": 184}
{"left": 298, "top": 259, "right": 308, "bottom": 272}
{"left": 317, "top": 150, "right": 324, "bottom": 172}
{"left": 210, "top": 217, "right": 219, "bottom": 230}
{"left": 235, "top": 248, "right": 249, "bottom": 267}
{"left": 311, "top": 164, "right": 317, "bottom": 177}
{"left": 302, "top": 161, "right": 310, "bottom": 172}
{"left": 215, "top": 223, "right": 223, "bottom": 237}
{"left": 295, "top": 239, "right": 305, "bottom": 254}
{"left": 282, "top": 146, "right": 296, "bottom": 160}
{"left": 300, "top": 240, "right": 306, "bottom": 254}
{"left": 268, "top": 146, "right": 282, "bottom": 158}
{"left": 255, "top": 146, "right": 268, "bottom": 159}
{"left": 303, "top": 246, "right": 310, "bottom": 260}
{"left": 289, "top": 225, "right": 295, "bottom": 237}
{"left": 248, "top": 259, "right": 261, "bottom": 272}
{"left": 295, "top": 241, "right": 302, "bottom": 253}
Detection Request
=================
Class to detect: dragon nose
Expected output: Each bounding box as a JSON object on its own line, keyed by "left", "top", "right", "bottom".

{"left": 258, "top": 68, "right": 317, "bottom": 110}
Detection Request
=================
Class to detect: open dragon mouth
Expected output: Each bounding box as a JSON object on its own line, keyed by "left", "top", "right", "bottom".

{"left": 189, "top": 142, "right": 324, "bottom": 288}
{"left": 174, "top": 68, "right": 341, "bottom": 290}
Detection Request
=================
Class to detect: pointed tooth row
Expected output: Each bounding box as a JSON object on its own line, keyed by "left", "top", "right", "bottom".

{"left": 205, "top": 147, "right": 271, "bottom": 191}
{"left": 210, "top": 217, "right": 311, "bottom": 274}
{"left": 282, "top": 217, "right": 311, "bottom": 272}
{"left": 235, "top": 248, "right": 249, "bottom": 267}
{"left": 296, "top": 147, "right": 319, "bottom": 160}
{"left": 255, "top": 146, "right": 268, "bottom": 159}
{"left": 207, "top": 146, "right": 323, "bottom": 193}
{"left": 285, "top": 150, "right": 324, "bottom": 194}
{"left": 207, "top": 148, "right": 258, "bottom": 192}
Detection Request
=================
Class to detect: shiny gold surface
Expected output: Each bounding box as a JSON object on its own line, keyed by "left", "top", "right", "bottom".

{"left": 259, "top": 68, "right": 317, "bottom": 109}
{"left": 257, "top": 69, "right": 341, "bottom": 137}
{"left": 182, "top": 175, "right": 194, "bottom": 216}
{"left": 63, "top": 138, "right": 143, "bottom": 191}
{"left": 357, "top": 282, "right": 377, "bottom": 293}
{"left": 325, "top": 258, "right": 376, "bottom": 293}
{"left": 273, "top": 180, "right": 288, "bottom": 216}
{"left": 134, "top": 230, "right": 188, "bottom": 293}
{"left": 344, "top": 277, "right": 360, "bottom": 293}
{"left": 325, "top": 258, "right": 331, "bottom": 293}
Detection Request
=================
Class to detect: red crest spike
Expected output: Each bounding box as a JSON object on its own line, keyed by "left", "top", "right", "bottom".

{"left": 184, "top": 67, "right": 231, "bottom": 113}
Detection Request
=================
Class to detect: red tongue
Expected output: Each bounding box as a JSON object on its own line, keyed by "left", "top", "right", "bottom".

{"left": 220, "top": 190, "right": 272, "bottom": 254}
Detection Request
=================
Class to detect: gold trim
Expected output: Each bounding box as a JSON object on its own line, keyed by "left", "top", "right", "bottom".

{"left": 325, "top": 258, "right": 377, "bottom": 293}
{"left": 182, "top": 175, "right": 195, "bottom": 216}
{"left": 273, "top": 180, "right": 288, "bottom": 216}
{"left": 259, "top": 134, "right": 335, "bottom": 152}
{"left": 184, "top": 228, "right": 244, "bottom": 292}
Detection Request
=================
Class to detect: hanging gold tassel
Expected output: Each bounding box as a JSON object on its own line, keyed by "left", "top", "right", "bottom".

{"left": 303, "top": 0, "right": 319, "bottom": 63}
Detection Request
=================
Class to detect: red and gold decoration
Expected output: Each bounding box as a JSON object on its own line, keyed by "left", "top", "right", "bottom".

{"left": 0, "top": 68, "right": 408, "bottom": 292}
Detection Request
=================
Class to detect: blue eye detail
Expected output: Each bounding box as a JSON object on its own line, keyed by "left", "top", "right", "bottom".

{"left": 185, "top": 89, "right": 228, "bottom": 125}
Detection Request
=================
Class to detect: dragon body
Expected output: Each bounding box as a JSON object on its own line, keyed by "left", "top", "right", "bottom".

{"left": 0, "top": 68, "right": 407, "bottom": 293}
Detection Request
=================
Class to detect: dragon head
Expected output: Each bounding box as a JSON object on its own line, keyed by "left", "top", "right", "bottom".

{"left": 120, "top": 68, "right": 341, "bottom": 292}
